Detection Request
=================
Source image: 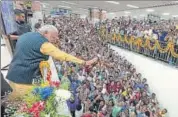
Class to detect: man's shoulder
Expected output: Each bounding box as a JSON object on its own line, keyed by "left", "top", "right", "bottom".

{"left": 20, "top": 32, "right": 41, "bottom": 40}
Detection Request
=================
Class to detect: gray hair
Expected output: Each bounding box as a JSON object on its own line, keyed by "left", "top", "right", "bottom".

{"left": 39, "top": 25, "right": 58, "bottom": 33}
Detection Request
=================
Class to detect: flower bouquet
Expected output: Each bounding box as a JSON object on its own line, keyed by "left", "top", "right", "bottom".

{"left": 5, "top": 61, "right": 72, "bottom": 117}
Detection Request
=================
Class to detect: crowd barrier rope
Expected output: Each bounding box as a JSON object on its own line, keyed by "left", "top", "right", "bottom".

{"left": 98, "top": 28, "right": 178, "bottom": 66}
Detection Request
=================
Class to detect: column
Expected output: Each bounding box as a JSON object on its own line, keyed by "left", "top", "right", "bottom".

{"left": 99, "top": 9, "right": 103, "bottom": 23}
{"left": 88, "top": 8, "right": 93, "bottom": 21}
{"left": 31, "top": 1, "right": 43, "bottom": 31}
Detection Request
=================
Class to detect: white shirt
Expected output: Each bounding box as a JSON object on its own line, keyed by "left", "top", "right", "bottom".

{"left": 77, "top": 74, "right": 85, "bottom": 81}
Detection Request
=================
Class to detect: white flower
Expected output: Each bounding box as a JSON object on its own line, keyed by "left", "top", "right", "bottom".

{"left": 55, "top": 89, "right": 71, "bottom": 100}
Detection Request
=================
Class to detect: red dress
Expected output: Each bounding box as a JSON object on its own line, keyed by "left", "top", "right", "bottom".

{"left": 81, "top": 113, "right": 92, "bottom": 117}
{"left": 107, "top": 83, "right": 117, "bottom": 93}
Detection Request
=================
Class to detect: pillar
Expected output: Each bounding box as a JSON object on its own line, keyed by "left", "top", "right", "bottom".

{"left": 88, "top": 8, "right": 93, "bottom": 21}
{"left": 99, "top": 9, "right": 103, "bottom": 27}
{"left": 99, "top": 9, "right": 103, "bottom": 22}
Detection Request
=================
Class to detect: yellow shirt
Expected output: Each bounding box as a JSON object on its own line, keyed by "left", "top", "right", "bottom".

{"left": 176, "top": 25, "right": 178, "bottom": 29}
{"left": 122, "top": 91, "right": 128, "bottom": 97}
{"left": 40, "top": 42, "right": 85, "bottom": 64}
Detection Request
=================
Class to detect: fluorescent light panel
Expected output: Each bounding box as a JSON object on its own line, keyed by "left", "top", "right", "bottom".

{"left": 87, "top": 6, "right": 98, "bottom": 9}
{"left": 42, "top": 3, "right": 50, "bottom": 6}
{"left": 58, "top": 5, "right": 71, "bottom": 9}
{"left": 79, "top": 8, "right": 88, "bottom": 11}
{"left": 127, "top": 4, "right": 139, "bottom": 8}
{"left": 172, "top": 15, "right": 178, "bottom": 17}
{"left": 124, "top": 11, "right": 131, "bottom": 14}
{"left": 105, "top": 1, "right": 119, "bottom": 4}
{"left": 61, "top": 1, "right": 77, "bottom": 5}
{"left": 146, "top": 9, "right": 154, "bottom": 12}
{"left": 140, "top": 14, "right": 145, "bottom": 17}
{"left": 162, "top": 13, "right": 170, "bottom": 16}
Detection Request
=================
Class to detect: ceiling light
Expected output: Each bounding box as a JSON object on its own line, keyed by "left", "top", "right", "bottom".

{"left": 105, "top": 1, "right": 119, "bottom": 4}
{"left": 42, "top": 3, "right": 50, "bottom": 6}
{"left": 42, "top": 4, "right": 46, "bottom": 8}
{"left": 133, "top": 16, "right": 137, "bottom": 18}
{"left": 124, "top": 14, "right": 128, "bottom": 17}
{"left": 58, "top": 5, "right": 71, "bottom": 9}
{"left": 172, "top": 15, "right": 178, "bottom": 17}
{"left": 127, "top": 4, "right": 139, "bottom": 8}
{"left": 61, "top": 1, "right": 77, "bottom": 5}
{"left": 124, "top": 11, "right": 131, "bottom": 14}
{"left": 146, "top": 9, "right": 154, "bottom": 12}
{"left": 87, "top": 6, "right": 98, "bottom": 9}
{"left": 140, "top": 14, "right": 145, "bottom": 17}
{"left": 109, "top": 12, "right": 115, "bottom": 14}
{"left": 79, "top": 8, "right": 88, "bottom": 11}
{"left": 162, "top": 13, "right": 170, "bottom": 16}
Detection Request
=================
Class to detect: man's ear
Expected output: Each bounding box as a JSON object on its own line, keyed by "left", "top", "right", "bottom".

{"left": 44, "top": 30, "right": 48, "bottom": 34}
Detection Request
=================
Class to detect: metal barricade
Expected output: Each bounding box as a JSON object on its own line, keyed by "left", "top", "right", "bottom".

{"left": 107, "top": 33, "right": 178, "bottom": 67}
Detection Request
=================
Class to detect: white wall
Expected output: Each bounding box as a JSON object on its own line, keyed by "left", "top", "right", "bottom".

{"left": 111, "top": 45, "right": 178, "bottom": 117}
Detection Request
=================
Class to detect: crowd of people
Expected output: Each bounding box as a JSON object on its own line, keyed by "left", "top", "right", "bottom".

{"left": 100, "top": 17, "right": 178, "bottom": 45}
{"left": 44, "top": 16, "right": 168, "bottom": 117}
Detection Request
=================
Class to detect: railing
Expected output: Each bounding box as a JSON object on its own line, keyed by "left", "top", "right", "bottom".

{"left": 98, "top": 29, "right": 178, "bottom": 67}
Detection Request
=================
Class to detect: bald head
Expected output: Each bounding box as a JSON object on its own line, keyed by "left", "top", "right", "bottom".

{"left": 39, "top": 25, "right": 59, "bottom": 43}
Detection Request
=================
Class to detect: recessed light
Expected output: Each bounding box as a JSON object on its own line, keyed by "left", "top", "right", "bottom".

{"left": 42, "top": 3, "right": 50, "bottom": 6}
{"left": 162, "top": 13, "right": 170, "bottom": 16}
{"left": 140, "top": 14, "right": 145, "bottom": 17}
{"left": 61, "top": 1, "right": 77, "bottom": 5}
{"left": 58, "top": 5, "right": 71, "bottom": 9}
{"left": 172, "top": 15, "right": 178, "bottom": 17}
{"left": 109, "top": 12, "right": 115, "bottom": 14}
{"left": 146, "top": 9, "right": 154, "bottom": 12}
{"left": 127, "top": 4, "right": 139, "bottom": 8}
{"left": 87, "top": 6, "right": 98, "bottom": 9}
{"left": 79, "top": 8, "right": 88, "bottom": 11}
{"left": 105, "top": 1, "right": 119, "bottom": 4}
{"left": 124, "top": 11, "right": 131, "bottom": 14}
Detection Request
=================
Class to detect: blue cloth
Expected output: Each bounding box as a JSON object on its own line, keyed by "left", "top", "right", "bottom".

{"left": 7, "top": 32, "right": 48, "bottom": 84}
{"left": 152, "top": 29, "right": 159, "bottom": 39}
{"left": 134, "top": 83, "right": 144, "bottom": 89}
{"left": 70, "top": 81, "right": 79, "bottom": 94}
{"left": 137, "top": 112, "right": 145, "bottom": 117}
{"left": 121, "top": 105, "right": 127, "bottom": 112}
{"left": 67, "top": 96, "right": 80, "bottom": 111}
{"left": 159, "top": 31, "right": 168, "bottom": 42}
{"left": 90, "top": 83, "right": 95, "bottom": 91}
{"left": 68, "top": 75, "right": 80, "bottom": 94}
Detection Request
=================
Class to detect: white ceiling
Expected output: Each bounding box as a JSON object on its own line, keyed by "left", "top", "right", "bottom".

{"left": 41, "top": 1, "right": 178, "bottom": 19}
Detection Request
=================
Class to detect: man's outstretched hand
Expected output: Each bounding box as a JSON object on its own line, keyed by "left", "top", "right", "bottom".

{"left": 85, "top": 57, "right": 99, "bottom": 66}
